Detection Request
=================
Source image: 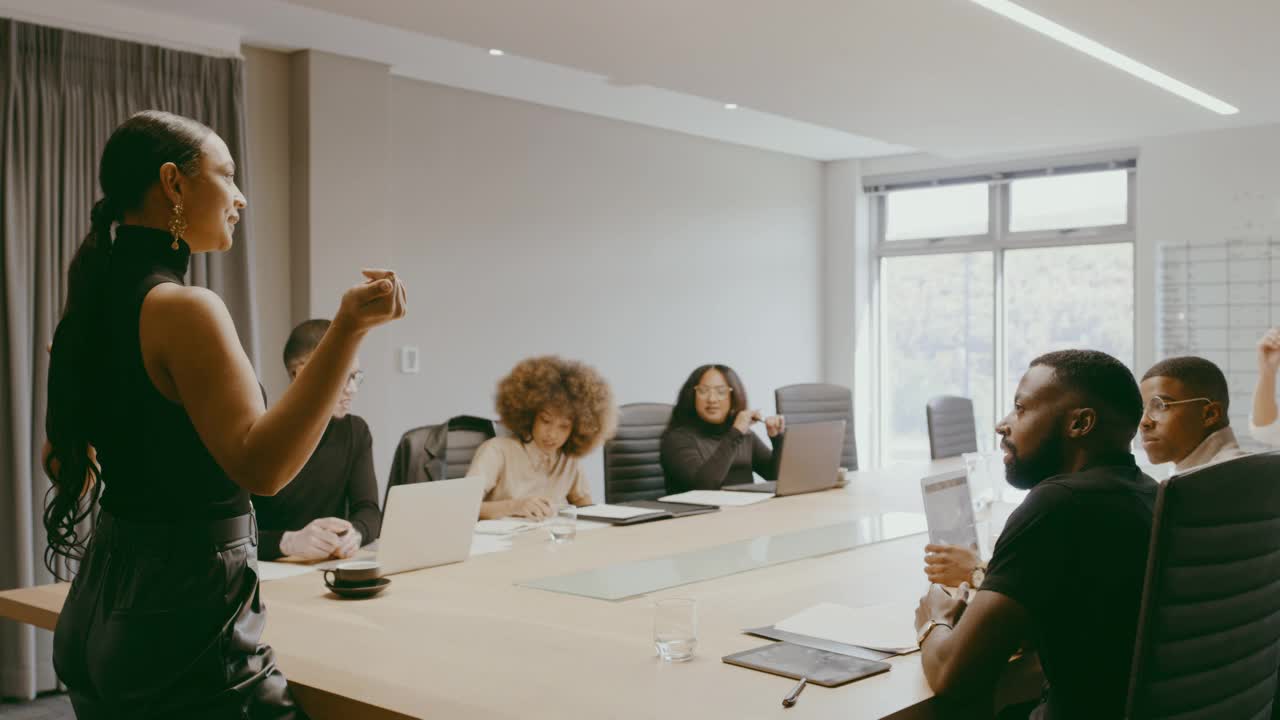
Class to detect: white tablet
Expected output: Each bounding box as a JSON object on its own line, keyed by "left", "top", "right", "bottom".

{"left": 920, "top": 469, "right": 979, "bottom": 550}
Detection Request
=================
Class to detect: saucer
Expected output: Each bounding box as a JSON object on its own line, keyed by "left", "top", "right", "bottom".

{"left": 324, "top": 576, "right": 391, "bottom": 599}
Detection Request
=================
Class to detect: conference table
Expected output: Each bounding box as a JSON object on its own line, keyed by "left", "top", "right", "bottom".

{"left": 0, "top": 459, "right": 1042, "bottom": 719}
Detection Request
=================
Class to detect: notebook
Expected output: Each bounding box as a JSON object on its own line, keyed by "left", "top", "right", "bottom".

{"left": 658, "top": 490, "right": 773, "bottom": 507}
{"left": 620, "top": 499, "right": 719, "bottom": 518}
{"left": 574, "top": 504, "right": 669, "bottom": 525}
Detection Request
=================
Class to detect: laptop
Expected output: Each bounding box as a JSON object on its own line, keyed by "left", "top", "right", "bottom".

{"left": 724, "top": 420, "right": 846, "bottom": 497}
{"left": 377, "top": 476, "right": 486, "bottom": 575}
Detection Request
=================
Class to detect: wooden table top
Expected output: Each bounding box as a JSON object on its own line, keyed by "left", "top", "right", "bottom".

{"left": 3, "top": 458, "right": 1042, "bottom": 719}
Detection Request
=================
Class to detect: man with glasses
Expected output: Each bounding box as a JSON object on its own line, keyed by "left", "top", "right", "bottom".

{"left": 927, "top": 354, "right": 1247, "bottom": 589}
{"left": 1139, "top": 356, "right": 1247, "bottom": 473}
{"left": 252, "top": 319, "right": 383, "bottom": 560}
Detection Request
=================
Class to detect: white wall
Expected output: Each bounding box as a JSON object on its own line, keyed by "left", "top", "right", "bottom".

{"left": 821, "top": 160, "right": 873, "bottom": 462}
{"left": 243, "top": 51, "right": 1280, "bottom": 488}
{"left": 246, "top": 47, "right": 827, "bottom": 501}
{"left": 366, "top": 78, "right": 824, "bottom": 501}
{"left": 243, "top": 46, "right": 293, "bottom": 401}
{"left": 1136, "top": 124, "right": 1280, "bottom": 433}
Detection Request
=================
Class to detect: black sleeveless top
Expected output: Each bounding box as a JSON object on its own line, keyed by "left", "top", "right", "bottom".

{"left": 95, "top": 225, "right": 250, "bottom": 522}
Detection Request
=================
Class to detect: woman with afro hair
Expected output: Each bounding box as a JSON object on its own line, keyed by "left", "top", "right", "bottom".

{"left": 470, "top": 356, "right": 617, "bottom": 520}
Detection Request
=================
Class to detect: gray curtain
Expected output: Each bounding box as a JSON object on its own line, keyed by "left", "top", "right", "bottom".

{"left": 0, "top": 19, "right": 259, "bottom": 700}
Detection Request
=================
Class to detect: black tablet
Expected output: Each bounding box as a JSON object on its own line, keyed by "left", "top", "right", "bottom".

{"left": 722, "top": 642, "right": 891, "bottom": 688}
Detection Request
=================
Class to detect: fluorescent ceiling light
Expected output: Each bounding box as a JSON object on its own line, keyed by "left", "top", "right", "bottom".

{"left": 969, "top": 0, "right": 1239, "bottom": 115}
{"left": 488, "top": 48, "right": 504, "bottom": 56}
{"left": 723, "top": 103, "right": 739, "bottom": 110}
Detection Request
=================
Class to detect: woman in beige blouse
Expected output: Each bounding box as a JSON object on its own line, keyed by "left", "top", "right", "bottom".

{"left": 470, "top": 356, "right": 617, "bottom": 519}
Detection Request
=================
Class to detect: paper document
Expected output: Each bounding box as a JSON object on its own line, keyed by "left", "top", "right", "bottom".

{"left": 576, "top": 504, "right": 662, "bottom": 520}
{"left": 256, "top": 561, "right": 317, "bottom": 582}
{"left": 659, "top": 490, "right": 773, "bottom": 507}
{"left": 475, "top": 519, "right": 541, "bottom": 535}
{"left": 470, "top": 534, "right": 514, "bottom": 556}
{"left": 775, "top": 602, "right": 918, "bottom": 654}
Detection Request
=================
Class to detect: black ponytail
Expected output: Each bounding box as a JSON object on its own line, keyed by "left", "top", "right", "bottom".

{"left": 43, "top": 199, "right": 115, "bottom": 577}
{"left": 43, "top": 111, "right": 211, "bottom": 578}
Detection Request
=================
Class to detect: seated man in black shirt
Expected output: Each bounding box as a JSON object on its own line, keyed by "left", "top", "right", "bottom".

{"left": 253, "top": 319, "right": 382, "bottom": 560}
{"left": 914, "top": 349, "right": 1157, "bottom": 718}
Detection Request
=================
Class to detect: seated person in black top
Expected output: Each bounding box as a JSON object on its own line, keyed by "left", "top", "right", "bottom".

{"left": 914, "top": 350, "right": 1157, "bottom": 719}
{"left": 659, "top": 364, "right": 784, "bottom": 494}
{"left": 924, "top": 355, "right": 1246, "bottom": 590}
{"left": 253, "top": 320, "right": 382, "bottom": 560}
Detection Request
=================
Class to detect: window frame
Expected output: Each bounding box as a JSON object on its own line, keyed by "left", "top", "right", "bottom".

{"left": 869, "top": 168, "right": 1137, "bottom": 466}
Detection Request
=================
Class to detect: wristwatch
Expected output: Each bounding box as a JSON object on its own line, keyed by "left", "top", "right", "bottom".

{"left": 916, "top": 619, "right": 952, "bottom": 646}
{"left": 970, "top": 563, "right": 987, "bottom": 588}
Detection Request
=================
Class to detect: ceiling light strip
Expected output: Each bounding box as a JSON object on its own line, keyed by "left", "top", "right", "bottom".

{"left": 970, "top": 0, "right": 1238, "bottom": 115}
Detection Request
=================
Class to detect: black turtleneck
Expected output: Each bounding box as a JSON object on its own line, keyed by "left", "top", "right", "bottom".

{"left": 96, "top": 225, "right": 251, "bottom": 523}
{"left": 659, "top": 420, "right": 781, "bottom": 494}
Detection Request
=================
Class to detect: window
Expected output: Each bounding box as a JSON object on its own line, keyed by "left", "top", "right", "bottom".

{"left": 884, "top": 184, "right": 989, "bottom": 241}
{"left": 1004, "top": 244, "right": 1134, "bottom": 399}
{"left": 1009, "top": 170, "right": 1128, "bottom": 233}
{"left": 872, "top": 166, "right": 1135, "bottom": 465}
{"left": 880, "top": 253, "right": 995, "bottom": 462}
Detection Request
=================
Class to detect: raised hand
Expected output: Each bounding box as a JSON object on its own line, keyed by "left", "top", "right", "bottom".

{"left": 334, "top": 269, "right": 408, "bottom": 335}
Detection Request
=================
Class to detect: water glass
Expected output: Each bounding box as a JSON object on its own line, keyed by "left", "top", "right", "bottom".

{"left": 986, "top": 449, "right": 1028, "bottom": 504}
{"left": 547, "top": 504, "right": 577, "bottom": 544}
{"left": 963, "top": 452, "right": 995, "bottom": 513}
{"left": 653, "top": 598, "right": 697, "bottom": 662}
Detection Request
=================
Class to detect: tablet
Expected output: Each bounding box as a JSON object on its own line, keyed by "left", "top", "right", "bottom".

{"left": 920, "top": 469, "right": 979, "bottom": 550}
{"left": 722, "top": 642, "right": 891, "bottom": 687}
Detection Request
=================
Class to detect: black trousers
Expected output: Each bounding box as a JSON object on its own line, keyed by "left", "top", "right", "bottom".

{"left": 53, "top": 511, "right": 307, "bottom": 719}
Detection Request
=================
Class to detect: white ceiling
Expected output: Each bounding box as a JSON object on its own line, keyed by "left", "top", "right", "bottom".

{"left": 15, "top": 0, "right": 1280, "bottom": 160}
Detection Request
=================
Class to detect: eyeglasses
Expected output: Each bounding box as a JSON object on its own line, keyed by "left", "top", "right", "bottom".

{"left": 1144, "top": 396, "right": 1210, "bottom": 418}
{"left": 348, "top": 370, "right": 365, "bottom": 388}
{"left": 694, "top": 385, "right": 732, "bottom": 400}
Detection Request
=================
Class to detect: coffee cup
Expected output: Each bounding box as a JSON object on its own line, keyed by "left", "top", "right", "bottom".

{"left": 324, "top": 561, "right": 382, "bottom": 588}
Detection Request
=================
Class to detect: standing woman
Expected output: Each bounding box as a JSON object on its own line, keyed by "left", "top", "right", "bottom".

{"left": 660, "top": 364, "right": 785, "bottom": 494}
{"left": 43, "top": 111, "right": 406, "bottom": 718}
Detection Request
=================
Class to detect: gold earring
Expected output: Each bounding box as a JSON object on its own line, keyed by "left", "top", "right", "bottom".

{"left": 168, "top": 203, "right": 187, "bottom": 250}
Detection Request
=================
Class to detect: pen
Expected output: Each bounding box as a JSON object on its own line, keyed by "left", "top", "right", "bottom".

{"left": 782, "top": 677, "right": 807, "bottom": 708}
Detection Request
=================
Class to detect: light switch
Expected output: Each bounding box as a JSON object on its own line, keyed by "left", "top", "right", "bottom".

{"left": 400, "top": 346, "right": 420, "bottom": 374}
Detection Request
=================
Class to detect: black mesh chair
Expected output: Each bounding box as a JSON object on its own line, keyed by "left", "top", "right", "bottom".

{"left": 774, "top": 384, "right": 857, "bottom": 470}
{"left": 1126, "top": 452, "right": 1280, "bottom": 719}
{"left": 603, "top": 403, "right": 673, "bottom": 503}
{"left": 926, "top": 395, "right": 979, "bottom": 460}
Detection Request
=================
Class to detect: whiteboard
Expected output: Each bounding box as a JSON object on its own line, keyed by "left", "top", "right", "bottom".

{"left": 1158, "top": 236, "right": 1280, "bottom": 449}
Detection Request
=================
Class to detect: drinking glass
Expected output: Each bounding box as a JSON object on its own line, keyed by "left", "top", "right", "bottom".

{"left": 547, "top": 504, "right": 577, "bottom": 544}
{"left": 962, "top": 452, "right": 994, "bottom": 513}
{"left": 653, "top": 598, "right": 697, "bottom": 662}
